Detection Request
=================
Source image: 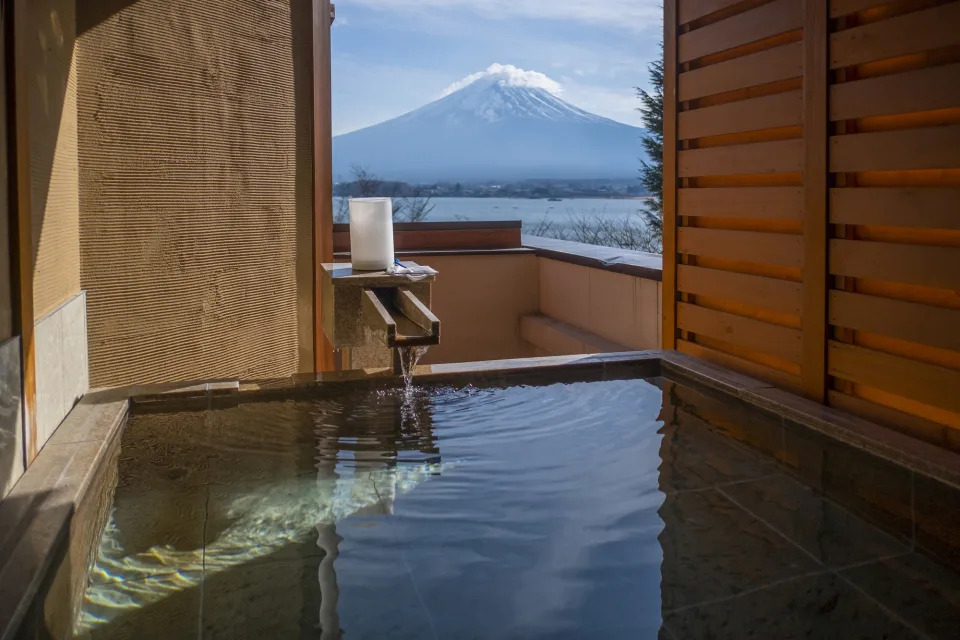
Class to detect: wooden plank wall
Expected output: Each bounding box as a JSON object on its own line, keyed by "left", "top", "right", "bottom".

{"left": 664, "top": 0, "right": 960, "bottom": 449}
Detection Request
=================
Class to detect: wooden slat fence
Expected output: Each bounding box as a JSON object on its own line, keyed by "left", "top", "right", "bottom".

{"left": 664, "top": 0, "right": 960, "bottom": 449}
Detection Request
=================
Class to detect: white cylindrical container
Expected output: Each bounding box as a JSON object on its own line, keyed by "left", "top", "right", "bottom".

{"left": 349, "top": 198, "right": 395, "bottom": 271}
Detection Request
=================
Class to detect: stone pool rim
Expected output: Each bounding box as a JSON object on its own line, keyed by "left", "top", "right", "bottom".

{"left": 1, "top": 350, "right": 959, "bottom": 640}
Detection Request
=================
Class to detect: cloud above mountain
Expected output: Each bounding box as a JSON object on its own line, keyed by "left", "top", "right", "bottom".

{"left": 346, "top": 0, "right": 661, "bottom": 32}
{"left": 441, "top": 64, "right": 562, "bottom": 97}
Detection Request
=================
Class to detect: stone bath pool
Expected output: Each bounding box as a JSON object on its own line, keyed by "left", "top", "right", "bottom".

{"left": 5, "top": 354, "right": 959, "bottom": 639}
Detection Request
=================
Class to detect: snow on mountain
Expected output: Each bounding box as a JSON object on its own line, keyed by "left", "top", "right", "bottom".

{"left": 333, "top": 65, "right": 645, "bottom": 183}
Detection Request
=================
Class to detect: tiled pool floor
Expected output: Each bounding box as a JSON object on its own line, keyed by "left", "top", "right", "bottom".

{"left": 75, "top": 376, "right": 960, "bottom": 639}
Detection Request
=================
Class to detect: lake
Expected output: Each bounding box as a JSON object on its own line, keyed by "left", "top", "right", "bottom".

{"left": 335, "top": 197, "right": 650, "bottom": 234}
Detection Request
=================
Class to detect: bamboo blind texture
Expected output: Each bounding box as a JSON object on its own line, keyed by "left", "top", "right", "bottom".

{"left": 664, "top": 0, "right": 960, "bottom": 450}
{"left": 76, "top": 0, "right": 313, "bottom": 387}
{"left": 28, "top": 0, "right": 82, "bottom": 319}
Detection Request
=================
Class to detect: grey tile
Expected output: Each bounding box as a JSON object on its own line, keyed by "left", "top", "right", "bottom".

{"left": 60, "top": 292, "right": 90, "bottom": 418}
{"left": 79, "top": 571, "right": 203, "bottom": 640}
{"left": 106, "top": 486, "right": 207, "bottom": 560}
{"left": 46, "top": 398, "right": 127, "bottom": 447}
{"left": 34, "top": 307, "right": 65, "bottom": 447}
{"left": 842, "top": 553, "right": 960, "bottom": 640}
{"left": 0, "top": 336, "right": 23, "bottom": 499}
{"left": 665, "top": 572, "right": 922, "bottom": 639}
{"left": 659, "top": 489, "right": 820, "bottom": 610}
{"left": 913, "top": 474, "right": 960, "bottom": 568}
{"left": 720, "top": 475, "right": 910, "bottom": 568}
{"left": 657, "top": 414, "right": 776, "bottom": 494}
{"left": 200, "top": 555, "right": 326, "bottom": 639}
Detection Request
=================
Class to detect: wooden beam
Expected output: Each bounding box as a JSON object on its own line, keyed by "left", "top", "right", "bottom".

{"left": 678, "top": 186, "right": 804, "bottom": 219}
{"left": 678, "top": 265, "right": 803, "bottom": 314}
{"left": 7, "top": 0, "right": 36, "bottom": 462}
{"left": 662, "top": 0, "right": 678, "bottom": 349}
{"left": 312, "top": 0, "right": 335, "bottom": 372}
{"left": 678, "top": 0, "right": 802, "bottom": 63}
{"left": 679, "top": 227, "right": 804, "bottom": 267}
{"left": 679, "top": 41, "right": 802, "bottom": 101}
{"left": 830, "top": 240, "right": 960, "bottom": 289}
{"left": 677, "top": 302, "right": 803, "bottom": 363}
{"left": 828, "top": 341, "right": 960, "bottom": 414}
{"left": 679, "top": 90, "right": 802, "bottom": 140}
{"left": 678, "top": 138, "right": 803, "bottom": 177}
{"left": 801, "top": 0, "right": 828, "bottom": 401}
{"left": 830, "top": 188, "right": 960, "bottom": 229}
{"left": 830, "top": 126, "right": 960, "bottom": 173}
{"left": 830, "top": 63, "right": 960, "bottom": 121}
{"left": 830, "top": 3, "right": 960, "bottom": 69}
{"left": 677, "top": 338, "right": 804, "bottom": 393}
{"left": 829, "top": 291, "right": 960, "bottom": 353}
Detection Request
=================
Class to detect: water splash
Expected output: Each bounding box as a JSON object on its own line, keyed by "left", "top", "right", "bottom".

{"left": 398, "top": 346, "right": 429, "bottom": 394}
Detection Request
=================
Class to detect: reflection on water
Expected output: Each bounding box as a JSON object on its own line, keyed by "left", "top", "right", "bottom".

{"left": 76, "top": 378, "right": 666, "bottom": 638}
{"left": 73, "top": 375, "right": 953, "bottom": 639}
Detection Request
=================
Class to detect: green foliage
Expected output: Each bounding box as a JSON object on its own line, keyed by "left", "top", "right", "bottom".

{"left": 637, "top": 43, "right": 664, "bottom": 252}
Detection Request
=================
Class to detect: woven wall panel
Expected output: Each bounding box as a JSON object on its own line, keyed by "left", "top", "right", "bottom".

{"left": 77, "top": 0, "right": 313, "bottom": 387}
{"left": 28, "top": 0, "right": 82, "bottom": 319}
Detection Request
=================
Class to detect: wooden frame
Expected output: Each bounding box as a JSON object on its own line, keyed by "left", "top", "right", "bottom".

{"left": 662, "top": 0, "right": 678, "bottom": 349}
{"left": 5, "top": 0, "right": 36, "bottom": 462}
{"left": 312, "top": 0, "right": 335, "bottom": 372}
{"left": 801, "top": 0, "right": 827, "bottom": 401}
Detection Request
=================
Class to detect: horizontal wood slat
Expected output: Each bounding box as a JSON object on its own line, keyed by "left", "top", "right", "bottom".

{"left": 679, "top": 187, "right": 804, "bottom": 219}
{"left": 830, "top": 188, "right": 960, "bottom": 229}
{"left": 678, "top": 264, "right": 802, "bottom": 313}
{"left": 828, "top": 341, "right": 960, "bottom": 413}
{"left": 677, "top": 338, "right": 804, "bottom": 392}
{"left": 829, "top": 0, "right": 891, "bottom": 18}
{"left": 830, "top": 3, "right": 960, "bottom": 69}
{"left": 830, "top": 240, "right": 960, "bottom": 289}
{"left": 678, "top": 301, "right": 803, "bottom": 362}
{"left": 829, "top": 291, "right": 960, "bottom": 352}
{"left": 830, "top": 126, "right": 960, "bottom": 172}
{"left": 680, "top": 227, "right": 804, "bottom": 267}
{"left": 679, "top": 0, "right": 802, "bottom": 63}
{"left": 679, "top": 138, "right": 803, "bottom": 176}
{"left": 830, "top": 64, "right": 960, "bottom": 121}
{"left": 827, "top": 390, "right": 955, "bottom": 448}
{"left": 679, "top": 41, "right": 802, "bottom": 100}
{"left": 678, "top": 0, "right": 747, "bottom": 25}
{"left": 679, "top": 90, "right": 802, "bottom": 139}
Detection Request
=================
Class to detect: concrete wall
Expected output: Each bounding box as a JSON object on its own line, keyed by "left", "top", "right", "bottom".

{"left": 528, "top": 258, "right": 662, "bottom": 356}
{"left": 34, "top": 293, "right": 89, "bottom": 447}
{"left": 408, "top": 253, "right": 540, "bottom": 365}
{"left": 75, "top": 0, "right": 314, "bottom": 388}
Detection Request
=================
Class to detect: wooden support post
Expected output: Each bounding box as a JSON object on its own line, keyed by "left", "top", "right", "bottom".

{"left": 312, "top": 0, "right": 336, "bottom": 372}
{"left": 6, "top": 0, "right": 37, "bottom": 461}
{"left": 801, "top": 0, "right": 828, "bottom": 401}
{"left": 662, "top": 0, "right": 679, "bottom": 350}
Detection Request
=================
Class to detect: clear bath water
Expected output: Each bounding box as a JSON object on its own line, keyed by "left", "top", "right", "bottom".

{"left": 76, "top": 376, "right": 960, "bottom": 639}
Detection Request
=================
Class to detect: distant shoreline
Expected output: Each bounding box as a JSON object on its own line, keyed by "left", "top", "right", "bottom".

{"left": 335, "top": 195, "right": 650, "bottom": 201}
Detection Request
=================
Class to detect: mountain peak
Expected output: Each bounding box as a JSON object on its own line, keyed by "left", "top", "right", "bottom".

{"left": 333, "top": 64, "right": 645, "bottom": 182}
{"left": 413, "top": 66, "right": 608, "bottom": 126}
{"left": 441, "top": 63, "right": 563, "bottom": 97}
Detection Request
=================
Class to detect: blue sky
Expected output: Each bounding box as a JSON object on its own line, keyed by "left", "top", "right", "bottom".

{"left": 331, "top": 0, "right": 664, "bottom": 135}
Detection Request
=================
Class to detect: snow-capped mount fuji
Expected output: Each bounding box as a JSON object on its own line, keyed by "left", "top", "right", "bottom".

{"left": 333, "top": 66, "right": 644, "bottom": 183}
